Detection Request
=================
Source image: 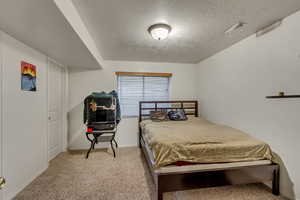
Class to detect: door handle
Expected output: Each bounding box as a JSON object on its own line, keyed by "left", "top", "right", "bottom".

{"left": 0, "top": 177, "right": 6, "bottom": 189}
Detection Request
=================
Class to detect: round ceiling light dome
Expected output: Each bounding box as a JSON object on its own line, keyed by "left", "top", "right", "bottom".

{"left": 148, "top": 23, "right": 172, "bottom": 40}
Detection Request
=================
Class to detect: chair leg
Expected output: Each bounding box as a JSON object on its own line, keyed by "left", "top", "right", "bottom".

{"left": 86, "top": 139, "right": 96, "bottom": 159}
{"left": 110, "top": 140, "right": 116, "bottom": 157}
{"left": 113, "top": 138, "right": 118, "bottom": 148}
{"left": 92, "top": 139, "right": 96, "bottom": 149}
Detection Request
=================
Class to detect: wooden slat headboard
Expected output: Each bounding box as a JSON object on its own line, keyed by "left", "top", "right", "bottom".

{"left": 139, "top": 100, "right": 198, "bottom": 122}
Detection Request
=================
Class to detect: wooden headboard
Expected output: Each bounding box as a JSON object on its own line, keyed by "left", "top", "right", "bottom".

{"left": 139, "top": 100, "right": 198, "bottom": 122}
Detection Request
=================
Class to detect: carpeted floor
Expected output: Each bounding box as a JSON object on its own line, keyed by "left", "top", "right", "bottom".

{"left": 14, "top": 147, "right": 285, "bottom": 200}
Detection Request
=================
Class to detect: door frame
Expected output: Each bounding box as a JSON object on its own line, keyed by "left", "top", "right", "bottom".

{"left": 61, "top": 66, "right": 68, "bottom": 152}
{"left": 0, "top": 31, "right": 3, "bottom": 200}
{"left": 47, "top": 58, "right": 68, "bottom": 161}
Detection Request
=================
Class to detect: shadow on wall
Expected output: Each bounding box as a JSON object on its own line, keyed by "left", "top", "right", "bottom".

{"left": 67, "top": 101, "right": 90, "bottom": 150}
{"left": 271, "top": 152, "right": 295, "bottom": 200}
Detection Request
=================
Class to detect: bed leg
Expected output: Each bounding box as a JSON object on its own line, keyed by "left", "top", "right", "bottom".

{"left": 155, "top": 176, "right": 163, "bottom": 200}
{"left": 272, "top": 167, "right": 280, "bottom": 195}
{"left": 156, "top": 190, "right": 163, "bottom": 200}
{"left": 139, "top": 127, "right": 142, "bottom": 148}
{"left": 156, "top": 184, "right": 163, "bottom": 200}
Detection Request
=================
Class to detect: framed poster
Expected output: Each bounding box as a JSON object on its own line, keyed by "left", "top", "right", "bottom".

{"left": 21, "top": 61, "right": 37, "bottom": 91}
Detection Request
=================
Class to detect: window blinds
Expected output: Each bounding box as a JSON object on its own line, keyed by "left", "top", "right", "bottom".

{"left": 118, "top": 76, "right": 170, "bottom": 116}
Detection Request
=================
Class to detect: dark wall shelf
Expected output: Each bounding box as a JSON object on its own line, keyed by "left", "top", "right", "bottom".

{"left": 266, "top": 95, "right": 300, "bottom": 99}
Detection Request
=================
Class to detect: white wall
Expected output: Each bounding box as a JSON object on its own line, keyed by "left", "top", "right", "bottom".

{"left": 196, "top": 10, "right": 300, "bottom": 200}
{"left": 0, "top": 30, "right": 48, "bottom": 199}
{"left": 0, "top": 30, "right": 68, "bottom": 199}
{"left": 68, "top": 61, "right": 197, "bottom": 149}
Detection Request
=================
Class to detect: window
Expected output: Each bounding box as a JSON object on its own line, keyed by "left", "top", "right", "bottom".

{"left": 117, "top": 72, "right": 171, "bottom": 117}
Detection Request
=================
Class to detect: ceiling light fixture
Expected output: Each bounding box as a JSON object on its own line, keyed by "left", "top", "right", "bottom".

{"left": 225, "top": 22, "right": 246, "bottom": 34}
{"left": 148, "top": 23, "right": 172, "bottom": 40}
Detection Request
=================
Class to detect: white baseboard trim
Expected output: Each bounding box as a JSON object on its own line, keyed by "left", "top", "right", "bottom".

{"left": 68, "top": 143, "right": 138, "bottom": 151}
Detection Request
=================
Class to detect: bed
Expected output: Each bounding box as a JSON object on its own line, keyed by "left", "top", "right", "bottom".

{"left": 138, "top": 101, "right": 279, "bottom": 200}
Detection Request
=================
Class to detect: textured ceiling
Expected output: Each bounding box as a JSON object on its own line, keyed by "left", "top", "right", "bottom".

{"left": 72, "top": 0, "right": 300, "bottom": 64}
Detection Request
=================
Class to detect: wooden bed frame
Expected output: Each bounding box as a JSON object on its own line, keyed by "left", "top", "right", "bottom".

{"left": 138, "top": 100, "right": 279, "bottom": 200}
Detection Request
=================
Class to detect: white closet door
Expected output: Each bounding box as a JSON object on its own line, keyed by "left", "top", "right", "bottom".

{"left": 47, "top": 60, "right": 63, "bottom": 161}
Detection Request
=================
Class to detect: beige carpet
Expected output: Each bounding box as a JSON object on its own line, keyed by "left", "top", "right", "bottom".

{"left": 14, "top": 147, "right": 285, "bottom": 200}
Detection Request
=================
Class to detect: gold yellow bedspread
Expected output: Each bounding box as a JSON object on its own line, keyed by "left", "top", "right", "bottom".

{"left": 140, "top": 117, "right": 273, "bottom": 168}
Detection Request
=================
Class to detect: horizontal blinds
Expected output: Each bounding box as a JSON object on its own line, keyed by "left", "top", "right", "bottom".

{"left": 118, "top": 75, "right": 170, "bottom": 116}
{"left": 144, "top": 77, "right": 169, "bottom": 101}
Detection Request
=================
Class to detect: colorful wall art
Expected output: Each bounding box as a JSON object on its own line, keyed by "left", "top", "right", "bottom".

{"left": 21, "top": 61, "right": 37, "bottom": 91}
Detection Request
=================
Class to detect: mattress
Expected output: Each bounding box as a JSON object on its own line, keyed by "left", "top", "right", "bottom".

{"left": 140, "top": 117, "right": 273, "bottom": 168}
